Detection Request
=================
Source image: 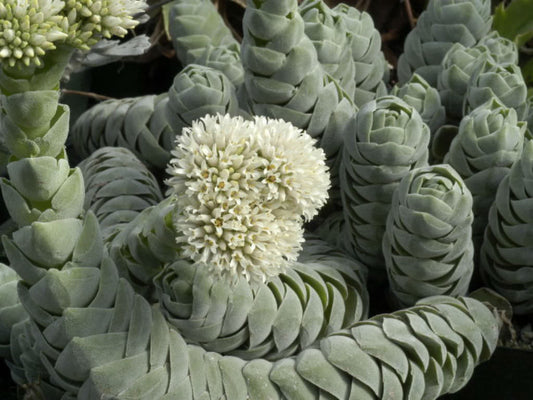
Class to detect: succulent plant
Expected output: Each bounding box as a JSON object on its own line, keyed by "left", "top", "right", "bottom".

{"left": 398, "top": 0, "right": 492, "bottom": 87}
{"left": 464, "top": 58, "right": 529, "bottom": 120}
{"left": 527, "top": 96, "right": 533, "bottom": 136}
{"left": 476, "top": 30, "right": 519, "bottom": 65}
{"left": 164, "top": 0, "right": 243, "bottom": 86}
{"left": 154, "top": 250, "right": 368, "bottom": 361}
{"left": 340, "top": 95, "right": 430, "bottom": 281}
{"left": 72, "top": 63, "right": 244, "bottom": 171}
{"left": 438, "top": 44, "right": 489, "bottom": 122}
{"left": 383, "top": 164, "right": 474, "bottom": 308}
{"left": 0, "top": 263, "right": 26, "bottom": 359}
{"left": 0, "top": 2, "right": 511, "bottom": 398}
{"left": 299, "top": 0, "right": 357, "bottom": 100}
{"left": 437, "top": 31, "right": 518, "bottom": 123}
{"left": 78, "top": 146, "right": 164, "bottom": 242}
{"left": 391, "top": 73, "right": 446, "bottom": 134}
{"left": 71, "top": 94, "right": 174, "bottom": 169}
{"left": 444, "top": 99, "right": 526, "bottom": 251}
{"left": 480, "top": 140, "right": 533, "bottom": 315}
{"left": 165, "top": 64, "right": 244, "bottom": 138}
{"left": 332, "top": 2, "right": 389, "bottom": 108}
{"left": 312, "top": 210, "right": 352, "bottom": 253}
{"left": 240, "top": 0, "right": 357, "bottom": 173}
{"left": 107, "top": 197, "right": 179, "bottom": 299}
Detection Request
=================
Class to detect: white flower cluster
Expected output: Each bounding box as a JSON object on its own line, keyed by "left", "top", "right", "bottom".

{"left": 166, "top": 114, "right": 330, "bottom": 283}
{"left": 0, "top": 0, "right": 147, "bottom": 69}
{"left": 64, "top": 0, "right": 147, "bottom": 49}
{"left": 0, "top": 0, "right": 68, "bottom": 68}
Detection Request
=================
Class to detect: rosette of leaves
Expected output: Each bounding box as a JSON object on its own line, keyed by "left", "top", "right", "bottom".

{"left": 78, "top": 147, "right": 164, "bottom": 242}
{"left": 397, "top": 0, "right": 492, "bottom": 87}
{"left": 391, "top": 73, "right": 446, "bottom": 134}
{"left": 464, "top": 58, "right": 529, "bottom": 121}
{"left": 383, "top": 164, "right": 474, "bottom": 308}
{"left": 240, "top": 0, "right": 357, "bottom": 171}
{"left": 480, "top": 140, "right": 533, "bottom": 314}
{"left": 438, "top": 44, "right": 489, "bottom": 122}
{"left": 444, "top": 99, "right": 526, "bottom": 251}
{"left": 340, "top": 95, "right": 430, "bottom": 282}
{"left": 107, "top": 197, "right": 179, "bottom": 300}
{"left": 165, "top": 63, "right": 244, "bottom": 138}
{"left": 299, "top": 0, "right": 357, "bottom": 100}
{"left": 164, "top": 0, "right": 244, "bottom": 86}
{"left": 71, "top": 93, "right": 174, "bottom": 169}
{"left": 332, "top": 2, "right": 389, "bottom": 108}
{"left": 438, "top": 32, "right": 519, "bottom": 122}
{"left": 476, "top": 30, "right": 519, "bottom": 65}
{"left": 154, "top": 247, "right": 368, "bottom": 361}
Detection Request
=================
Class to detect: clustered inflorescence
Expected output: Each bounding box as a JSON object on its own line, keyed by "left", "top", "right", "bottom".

{"left": 166, "top": 114, "right": 330, "bottom": 283}
{"left": 0, "top": 0, "right": 146, "bottom": 69}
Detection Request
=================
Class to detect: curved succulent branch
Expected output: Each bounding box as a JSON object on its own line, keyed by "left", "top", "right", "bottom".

{"left": 480, "top": 140, "right": 533, "bottom": 315}
{"left": 71, "top": 94, "right": 175, "bottom": 170}
{"left": 107, "top": 198, "right": 179, "bottom": 300}
{"left": 383, "top": 165, "right": 474, "bottom": 308}
{"left": 444, "top": 99, "right": 526, "bottom": 252}
{"left": 72, "top": 64, "right": 244, "bottom": 172}
{"left": 78, "top": 147, "right": 164, "bottom": 242}
{"left": 398, "top": 0, "right": 492, "bottom": 86}
{"left": 154, "top": 239, "right": 369, "bottom": 361}
{"left": 165, "top": 0, "right": 244, "bottom": 86}
{"left": 340, "top": 96, "right": 430, "bottom": 282}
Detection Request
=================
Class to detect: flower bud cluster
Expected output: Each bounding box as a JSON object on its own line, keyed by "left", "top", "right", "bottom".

{"left": 0, "top": 0, "right": 67, "bottom": 68}
{"left": 63, "top": 0, "right": 146, "bottom": 49}
{"left": 0, "top": 0, "right": 146, "bottom": 69}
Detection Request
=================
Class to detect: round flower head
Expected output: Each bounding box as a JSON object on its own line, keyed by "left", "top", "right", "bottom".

{"left": 64, "top": 0, "right": 147, "bottom": 49}
{"left": 166, "top": 114, "right": 330, "bottom": 283}
{"left": 0, "top": 0, "right": 68, "bottom": 68}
